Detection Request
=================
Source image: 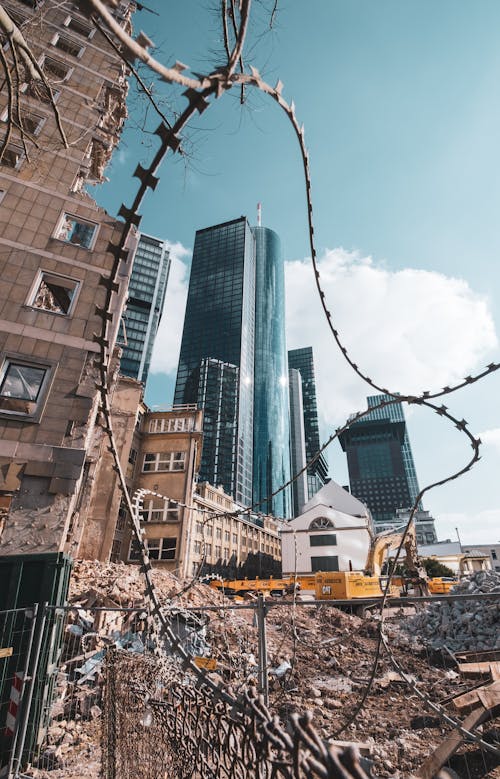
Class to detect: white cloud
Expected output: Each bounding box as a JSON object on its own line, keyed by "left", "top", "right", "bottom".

{"left": 285, "top": 248, "right": 498, "bottom": 427}
{"left": 436, "top": 510, "right": 500, "bottom": 545}
{"left": 149, "top": 241, "right": 191, "bottom": 375}
{"left": 479, "top": 428, "right": 500, "bottom": 451}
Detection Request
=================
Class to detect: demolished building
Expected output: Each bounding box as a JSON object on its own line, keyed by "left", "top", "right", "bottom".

{"left": 0, "top": 0, "right": 135, "bottom": 555}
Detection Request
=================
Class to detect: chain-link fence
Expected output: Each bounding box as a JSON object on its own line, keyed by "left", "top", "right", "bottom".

{"left": 2, "top": 591, "right": 496, "bottom": 779}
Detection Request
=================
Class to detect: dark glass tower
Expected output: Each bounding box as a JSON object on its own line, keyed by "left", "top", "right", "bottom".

{"left": 288, "top": 347, "right": 328, "bottom": 503}
{"left": 338, "top": 393, "right": 422, "bottom": 528}
{"left": 174, "top": 217, "right": 255, "bottom": 506}
{"left": 120, "top": 233, "right": 170, "bottom": 383}
{"left": 253, "top": 227, "right": 291, "bottom": 518}
{"left": 174, "top": 217, "right": 291, "bottom": 516}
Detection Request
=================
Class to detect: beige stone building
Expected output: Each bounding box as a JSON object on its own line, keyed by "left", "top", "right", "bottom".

{"left": 0, "top": 0, "right": 135, "bottom": 554}
{"left": 78, "top": 402, "right": 282, "bottom": 578}
{"left": 187, "top": 482, "right": 281, "bottom": 578}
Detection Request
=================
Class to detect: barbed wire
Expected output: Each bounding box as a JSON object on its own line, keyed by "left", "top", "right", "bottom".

{"left": 5, "top": 0, "right": 498, "bottom": 762}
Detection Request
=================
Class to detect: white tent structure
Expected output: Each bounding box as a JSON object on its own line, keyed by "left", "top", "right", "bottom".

{"left": 281, "top": 480, "right": 373, "bottom": 575}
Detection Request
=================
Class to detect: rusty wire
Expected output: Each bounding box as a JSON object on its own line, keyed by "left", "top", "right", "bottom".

{"left": 7, "top": 0, "right": 499, "bottom": 771}
{"left": 102, "top": 648, "right": 373, "bottom": 779}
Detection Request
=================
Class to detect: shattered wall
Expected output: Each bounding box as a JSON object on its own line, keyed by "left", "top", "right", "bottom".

{"left": 0, "top": 0, "right": 134, "bottom": 554}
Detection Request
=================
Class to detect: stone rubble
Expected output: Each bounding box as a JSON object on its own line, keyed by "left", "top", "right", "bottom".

{"left": 23, "top": 561, "right": 500, "bottom": 779}
{"left": 402, "top": 570, "right": 500, "bottom": 652}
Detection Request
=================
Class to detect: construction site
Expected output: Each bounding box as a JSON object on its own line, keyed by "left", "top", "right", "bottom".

{"left": 0, "top": 0, "right": 499, "bottom": 777}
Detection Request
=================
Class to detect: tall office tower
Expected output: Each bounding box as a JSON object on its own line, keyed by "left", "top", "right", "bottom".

{"left": 120, "top": 233, "right": 170, "bottom": 383}
{"left": 252, "top": 226, "right": 290, "bottom": 518}
{"left": 288, "top": 347, "right": 328, "bottom": 502}
{"left": 338, "top": 394, "right": 422, "bottom": 529}
{"left": 174, "top": 217, "right": 291, "bottom": 516}
{"left": 174, "top": 217, "right": 256, "bottom": 507}
{"left": 0, "top": 0, "right": 134, "bottom": 555}
{"left": 288, "top": 368, "right": 309, "bottom": 516}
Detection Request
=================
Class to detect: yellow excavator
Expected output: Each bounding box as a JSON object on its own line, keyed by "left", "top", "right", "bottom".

{"left": 209, "top": 522, "right": 430, "bottom": 602}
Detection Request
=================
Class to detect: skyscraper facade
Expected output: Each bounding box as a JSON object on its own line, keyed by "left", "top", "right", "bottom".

{"left": 174, "top": 217, "right": 256, "bottom": 507}
{"left": 120, "top": 233, "right": 170, "bottom": 384}
{"left": 252, "top": 227, "right": 290, "bottom": 517}
{"left": 174, "top": 217, "right": 291, "bottom": 516}
{"left": 288, "top": 367, "right": 309, "bottom": 516}
{"left": 338, "top": 393, "right": 422, "bottom": 528}
{"left": 288, "top": 347, "right": 328, "bottom": 504}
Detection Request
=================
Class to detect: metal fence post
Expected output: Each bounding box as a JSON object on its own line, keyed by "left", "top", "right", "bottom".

{"left": 9, "top": 602, "right": 47, "bottom": 779}
{"left": 256, "top": 594, "right": 269, "bottom": 706}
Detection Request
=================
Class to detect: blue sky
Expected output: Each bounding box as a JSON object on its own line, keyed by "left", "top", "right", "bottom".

{"left": 95, "top": 1, "right": 500, "bottom": 544}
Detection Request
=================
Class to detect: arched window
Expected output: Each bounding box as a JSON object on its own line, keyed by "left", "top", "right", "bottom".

{"left": 309, "top": 517, "right": 334, "bottom": 530}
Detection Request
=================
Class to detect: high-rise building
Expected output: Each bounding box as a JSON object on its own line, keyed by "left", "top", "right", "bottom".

{"left": 252, "top": 226, "right": 290, "bottom": 518}
{"left": 174, "top": 216, "right": 291, "bottom": 517}
{"left": 288, "top": 367, "right": 309, "bottom": 516}
{"left": 288, "top": 347, "right": 328, "bottom": 505}
{"left": 119, "top": 233, "right": 170, "bottom": 384}
{"left": 338, "top": 394, "right": 422, "bottom": 528}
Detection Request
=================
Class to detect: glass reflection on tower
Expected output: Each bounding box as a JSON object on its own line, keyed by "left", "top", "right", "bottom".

{"left": 253, "top": 227, "right": 291, "bottom": 518}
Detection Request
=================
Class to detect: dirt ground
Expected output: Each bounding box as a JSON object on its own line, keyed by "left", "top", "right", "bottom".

{"left": 24, "top": 561, "right": 500, "bottom": 779}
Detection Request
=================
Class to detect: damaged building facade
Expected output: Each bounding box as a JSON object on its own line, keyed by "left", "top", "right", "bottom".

{"left": 0, "top": 0, "right": 135, "bottom": 554}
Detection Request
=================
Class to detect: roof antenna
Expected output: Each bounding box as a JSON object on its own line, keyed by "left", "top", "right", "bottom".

{"left": 257, "top": 202, "right": 262, "bottom": 227}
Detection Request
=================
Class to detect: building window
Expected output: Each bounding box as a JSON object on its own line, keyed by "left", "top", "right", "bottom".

{"left": 215, "top": 528, "right": 222, "bottom": 540}
{"left": 194, "top": 540, "right": 202, "bottom": 554}
{"left": 129, "top": 537, "right": 177, "bottom": 561}
{"left": 21, "top": 81, "right": 59, "bottom": 104}
{"left": 41, "top": 55, "right": 73, "bottom": 82}
{"left": 54, "top": 213, "right": 97, "bottom": 249}
{"left": 27, "top": 271, "right": 79, "bottom": 315}
{"left": 1, "top": 109, "right": 45, "bottom": 136}
{"left": 0, "top": 144, "right": 24, "bottom": 170}
{"left": 311, "top": 556, "right": 339, "bottom": 572}
{"left": 224, "top": 531, "right": 230, "bottom": 542}
{"left": 0, "top": 358, "right": 52, "bottom": 419}
{"left": 142, "top": 451, "right": 186, "bottom": 473}
{"left": 148, "top": 417, "right": 192, "bottom": 433}
{"left": 110, "top": 539, "right": 122, "bottom": 563}
{"left": 309, "top": 517, "right": 334, "bottom": 530}
{"left": 492, "top": 550, "right": 497, "bottom": 560}
{"left": 310, "top": 534, "right": 337, "bottom": 547}
{"left": 126, "top": 447, "right": 137, "bottom": 479}
{"left": 206, "top": 543, "right": 212, "bottom": 556}
{"left": 63, "top": 15, "right": 94, "bottom": 38}
{"left": 140, "top": 499, "right": 179, "bottom": 522}
{"left": 51, "top": 33, "right": 85, "bottom": 58}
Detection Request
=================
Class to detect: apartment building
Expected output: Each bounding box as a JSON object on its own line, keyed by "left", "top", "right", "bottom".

{"left": 0, "top": 1, "right": 134, "bottom": 554}
{"left": 188, "top": 482, "right": 281, "bottom": 579}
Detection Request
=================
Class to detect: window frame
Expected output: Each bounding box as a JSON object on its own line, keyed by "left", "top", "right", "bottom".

{"left": 128, "top": 536, "right": 177, "bottom": 562}
{"left": 62, "top": 15, "right": 95, "bottom": 39}
{"left": 142, "top": 451, "right": 186, "bottom": 473}
{"left": 39, "top": 54, "right": 73, "bottom": 82}
{"left": 53, "top": 212, "right": 98, "bottom": 250}
{"left": 0, "top": 143, "right": 24, "bottom": 170}
{"left": 0, "top": 355, "right": 55, "bottom": 422}
{"left": 50, "top": 31, "right": 86, "bottom": 58}
{"left": 0, "top": 108, "right": 46, "bottom": 136}
{"left": 26, "top": 269, "right": 80, "bottom": 317}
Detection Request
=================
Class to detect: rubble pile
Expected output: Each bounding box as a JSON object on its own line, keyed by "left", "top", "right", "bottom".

{"left": 69, "top": 559, "right": 223, "bottom": 609}
{"left": 403, "top": 570, "right": 500, "bottom": 651}
{"left": 25, "top": 562, "right": 500, "bottom": 778}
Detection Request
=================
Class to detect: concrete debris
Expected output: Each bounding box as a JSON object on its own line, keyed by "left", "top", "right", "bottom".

{"left": 23, "top": 561, "right": 500, "bottom": 778}
{"left": 403, "top": 570, "right": 500, "bottom": 652}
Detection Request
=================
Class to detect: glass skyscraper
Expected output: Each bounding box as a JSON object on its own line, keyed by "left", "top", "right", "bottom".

{"left": 253, "top": 227, "right": 290, "bottom": 518}
{"left": 338, "top": 393, "right": 422, "bottom": 528}
{"left": 288, "top": 347, "right": 328, "bottom": 505}
{"left": 174, "top": 217, "right": 291, "bottom": 516}
{"left": 120, "top": 233, "right": 170, "bottom": 383}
